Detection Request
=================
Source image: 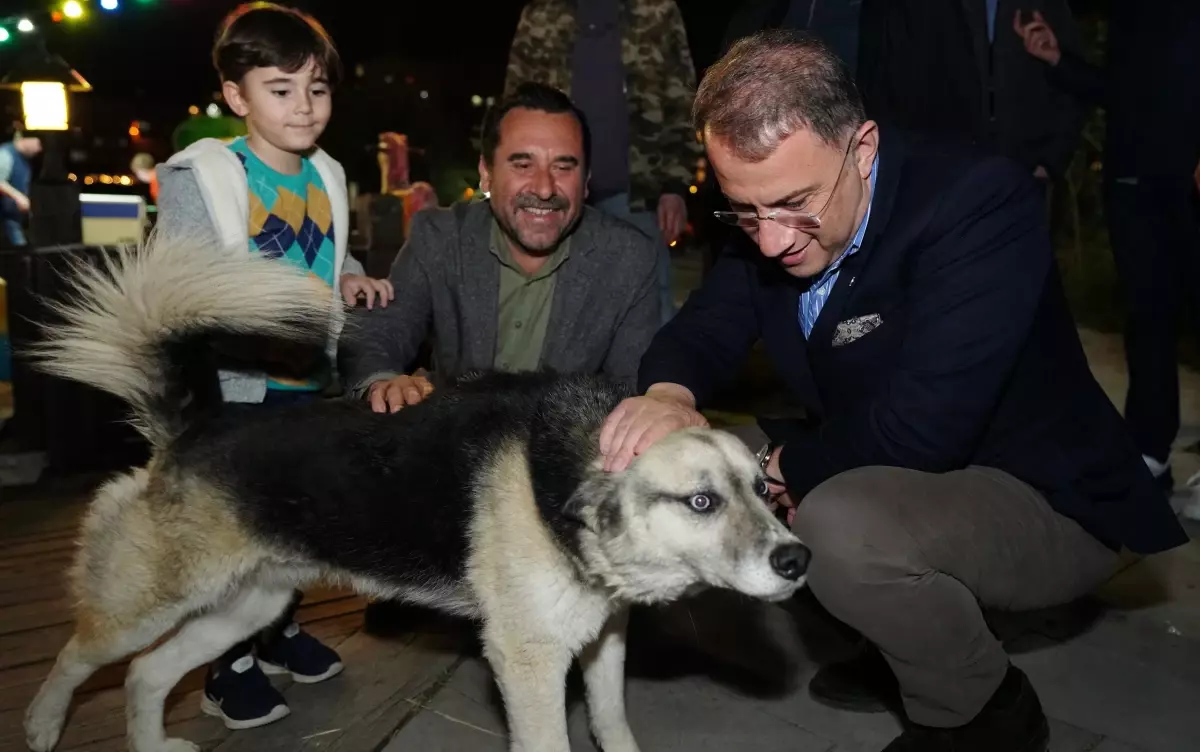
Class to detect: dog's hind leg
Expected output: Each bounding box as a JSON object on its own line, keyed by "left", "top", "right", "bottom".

{"left": 579, "top": 608, "right": 639, "bottom": 752}
{"left": 125, "top": 584, "right": 294, "bottom": 752}
{"left": 25, "top": 605, "right": 189, "bottom": 752}
{"left": 482, "top": 628, "right": 573, "bottom": 752}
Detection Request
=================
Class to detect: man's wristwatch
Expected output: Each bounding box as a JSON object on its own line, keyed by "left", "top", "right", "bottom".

{"left": 756, "top": 442, "right": 787, "bottom": 488}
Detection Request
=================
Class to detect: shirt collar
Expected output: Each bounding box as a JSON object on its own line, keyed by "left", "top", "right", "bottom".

{"left": 488, "top": 218, "right": 571, "bottom": 280}
{"left": 812, "top": 154, "right": 879, "bottom": 286}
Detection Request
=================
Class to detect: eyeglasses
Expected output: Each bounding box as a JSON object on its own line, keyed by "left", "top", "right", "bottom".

{"left": 713, "top": 137, "right": 856, "bottom": 231}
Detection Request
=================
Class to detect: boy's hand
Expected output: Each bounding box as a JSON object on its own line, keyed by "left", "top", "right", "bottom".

{"left": 340, "top": 274, "right": 395, "bottom": 310}
{"left": 367, "top": 372, "right": 435, "bottom": 413}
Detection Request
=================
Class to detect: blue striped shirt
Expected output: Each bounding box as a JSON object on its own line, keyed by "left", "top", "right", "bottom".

{"left": 798, "top": 156, "right": 878, "bottom": 339}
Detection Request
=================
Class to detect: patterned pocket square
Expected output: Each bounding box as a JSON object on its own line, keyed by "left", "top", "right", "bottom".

{"left": 832, "top": 314, "right": 883, "bottom": 347}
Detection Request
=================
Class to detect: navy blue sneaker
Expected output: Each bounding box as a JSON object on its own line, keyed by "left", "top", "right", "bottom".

{"left": 201, "top": 653, "right": 290, "bottom": 730}
{"left": 257, "top": 622, "right": 344, "bottom": 684}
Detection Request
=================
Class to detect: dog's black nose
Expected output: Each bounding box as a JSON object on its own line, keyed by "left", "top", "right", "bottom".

{"left": 770, "top": 542, "right": 811, "bottom": 581}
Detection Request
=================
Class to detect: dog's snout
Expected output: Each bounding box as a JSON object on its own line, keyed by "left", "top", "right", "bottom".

{"left": 769, "top": 542, "right": 811, "bottom": 581}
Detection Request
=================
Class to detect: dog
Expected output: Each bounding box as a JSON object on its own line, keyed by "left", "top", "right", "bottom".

{"left": 22, "top": 239, "right": 810, "bottom": 752}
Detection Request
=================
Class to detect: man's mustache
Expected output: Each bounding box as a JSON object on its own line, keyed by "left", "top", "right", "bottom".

{"left": 515, "top": 194, "right": 568, "bottom": 211}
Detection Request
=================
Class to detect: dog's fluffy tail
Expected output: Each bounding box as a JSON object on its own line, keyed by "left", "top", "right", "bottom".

{"left": 26, "top": 236, "right": 335, "bottom": 448}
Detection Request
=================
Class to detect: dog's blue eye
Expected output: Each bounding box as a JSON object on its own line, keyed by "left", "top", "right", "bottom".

{"left": 689, "top": 494, "right": 713, "bottom": 512}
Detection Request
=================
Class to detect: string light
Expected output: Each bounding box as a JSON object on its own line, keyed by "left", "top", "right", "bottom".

{"left": 2, "top": 0, "right": 149, "bottom": 31}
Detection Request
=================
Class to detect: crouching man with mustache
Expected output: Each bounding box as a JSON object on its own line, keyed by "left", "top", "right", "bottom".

{"left": 339, "top": 82, "right": 661, "bottom": 411}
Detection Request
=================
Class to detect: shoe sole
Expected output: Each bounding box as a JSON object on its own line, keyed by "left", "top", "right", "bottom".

{"left": 258, "top": 659, "right": 345, "bottom": 684}
{"left": 200, "top": 695, "right": 290, "bottom": 730}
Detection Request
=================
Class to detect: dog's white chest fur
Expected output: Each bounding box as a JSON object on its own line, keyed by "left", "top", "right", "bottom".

{"left": 466, "top": 447, "right": 615, "bottom": 651}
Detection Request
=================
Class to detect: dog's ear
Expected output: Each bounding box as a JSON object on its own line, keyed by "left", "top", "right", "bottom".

{"left": 562, "top": 474, "right": 621, "bottom": 533}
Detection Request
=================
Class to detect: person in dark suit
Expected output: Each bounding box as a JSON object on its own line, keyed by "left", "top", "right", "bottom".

{"left": 721, "top": 0, "right": 863, "bottom": 75}
{"left": 599, "top": 30, "right": 1186, "bottom": 752}
{"left": 1014, "top": 2, "right": 1200, "bottom": 491}
{"left": 857, "top": 0, "right": 1086, "bottom": 187}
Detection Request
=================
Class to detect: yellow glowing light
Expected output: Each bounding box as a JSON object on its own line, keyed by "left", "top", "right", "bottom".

{"left": 188, "top": 105, "right": 200, "bottom": 116}
{"left": 128, "top": 125, "right": 140, "bottom": 137}
{"left": 63, "top": 1, "right": 84, "bottom": 20}
{"left": 669, "top": 240, "right": 678, "bottom": 247}
{"left": 99, "top": 174, "right": 113, "bottom": 185}
{"left": 119, "top": 176, "right": 132, "bottom": 186}
{"left": 20, "top": 82, "right": 69, "bottom": 131}
{"left": 84, "top": 176, "right": 94, "bottom": 185}
{"left": 68, "top": 173, "right": 77, "bottom": 181}
{"left": 688, "top": 185, "right": 698, "bottom": 194}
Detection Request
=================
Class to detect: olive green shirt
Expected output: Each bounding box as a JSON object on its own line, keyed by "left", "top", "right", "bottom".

{"left": 490, "top": 221, "right": 571, "bottom": 372}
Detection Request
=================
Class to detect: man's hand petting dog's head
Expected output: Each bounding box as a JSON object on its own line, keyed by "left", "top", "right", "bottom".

{"left": 599, "top": 383, "right": 709, "bottom": 472}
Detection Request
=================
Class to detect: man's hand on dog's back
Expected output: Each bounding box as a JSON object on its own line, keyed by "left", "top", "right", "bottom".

{"left": 368, "top": 372, "right": 435, "bottom": 413}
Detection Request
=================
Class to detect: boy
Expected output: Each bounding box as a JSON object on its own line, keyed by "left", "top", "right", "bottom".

{"left": 155, "top": 2, "right": 392, "bottom": 731}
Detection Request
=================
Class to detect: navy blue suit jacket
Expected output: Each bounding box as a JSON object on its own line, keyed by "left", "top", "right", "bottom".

{"left": 639, "top": 130, "right": 1186, "bottom": 555}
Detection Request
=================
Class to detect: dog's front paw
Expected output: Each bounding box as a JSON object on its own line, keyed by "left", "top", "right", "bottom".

{"left": 24, "top": 711, "right": 63, "bottom": 751}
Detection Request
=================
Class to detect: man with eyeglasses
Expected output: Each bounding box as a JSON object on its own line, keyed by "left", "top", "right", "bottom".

{"left": 599, "top": 30, "right": 1185, "bottom": 752}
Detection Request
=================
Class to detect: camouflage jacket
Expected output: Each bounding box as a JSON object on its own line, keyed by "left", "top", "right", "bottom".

{"left": 504, "top": 0, "right": 704, "bottom": 212}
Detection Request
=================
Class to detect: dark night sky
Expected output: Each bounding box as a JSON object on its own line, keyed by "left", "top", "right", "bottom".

{"left": 0, "top": 0, "right": 737, "bottom": 183}
{"left": 5, "top": 1, "right": 738, "bottom": 99}
{"left": 0, "top": 0, "right": 1107, "bottom": 185}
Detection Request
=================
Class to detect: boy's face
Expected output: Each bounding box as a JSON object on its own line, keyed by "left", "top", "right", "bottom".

{"left": 223, "top": 58, "right": 331, "bottom": 153}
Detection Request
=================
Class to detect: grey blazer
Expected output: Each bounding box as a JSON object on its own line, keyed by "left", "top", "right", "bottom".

{"left": 339, "top": 200, "right": 661, "bottom": 394}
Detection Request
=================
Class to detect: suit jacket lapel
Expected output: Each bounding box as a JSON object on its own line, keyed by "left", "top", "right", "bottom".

{"left": 459, "top": 206, "right": 500, "bottom": 367}
{"left": 808, "top": 252, "right": 864, "bottom": 350}
{"left": 764, "top": 273, "right": 824, "bottom": 413}
{"left": 540, "top": 223, "right": 596, "bottom": 367}
{"left": 959, "top": 0, "right": 991, "bottom": 78}
{"left": 808, "top": 128, "right": 904, "bottom": 351}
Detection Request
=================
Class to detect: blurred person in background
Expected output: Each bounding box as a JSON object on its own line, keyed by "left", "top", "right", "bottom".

{"left": 0, "top": 134, "right": 42, "bottom": 248}
{"left": 1015, "top": 2, "right": 1200, "bottom": 493}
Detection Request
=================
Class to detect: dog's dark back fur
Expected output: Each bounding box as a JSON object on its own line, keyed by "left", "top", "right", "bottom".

{"left": 167, "top": 370, "right": 631, "bottom": 585}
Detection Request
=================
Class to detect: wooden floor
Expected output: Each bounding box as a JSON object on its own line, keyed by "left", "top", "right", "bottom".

{"left": 0, "top": 479, "right": 368, "bottom": 752}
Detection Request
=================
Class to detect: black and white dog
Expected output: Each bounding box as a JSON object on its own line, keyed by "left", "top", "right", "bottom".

{"left": 24, "top": 240, "right": 809, "bottom": 752}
